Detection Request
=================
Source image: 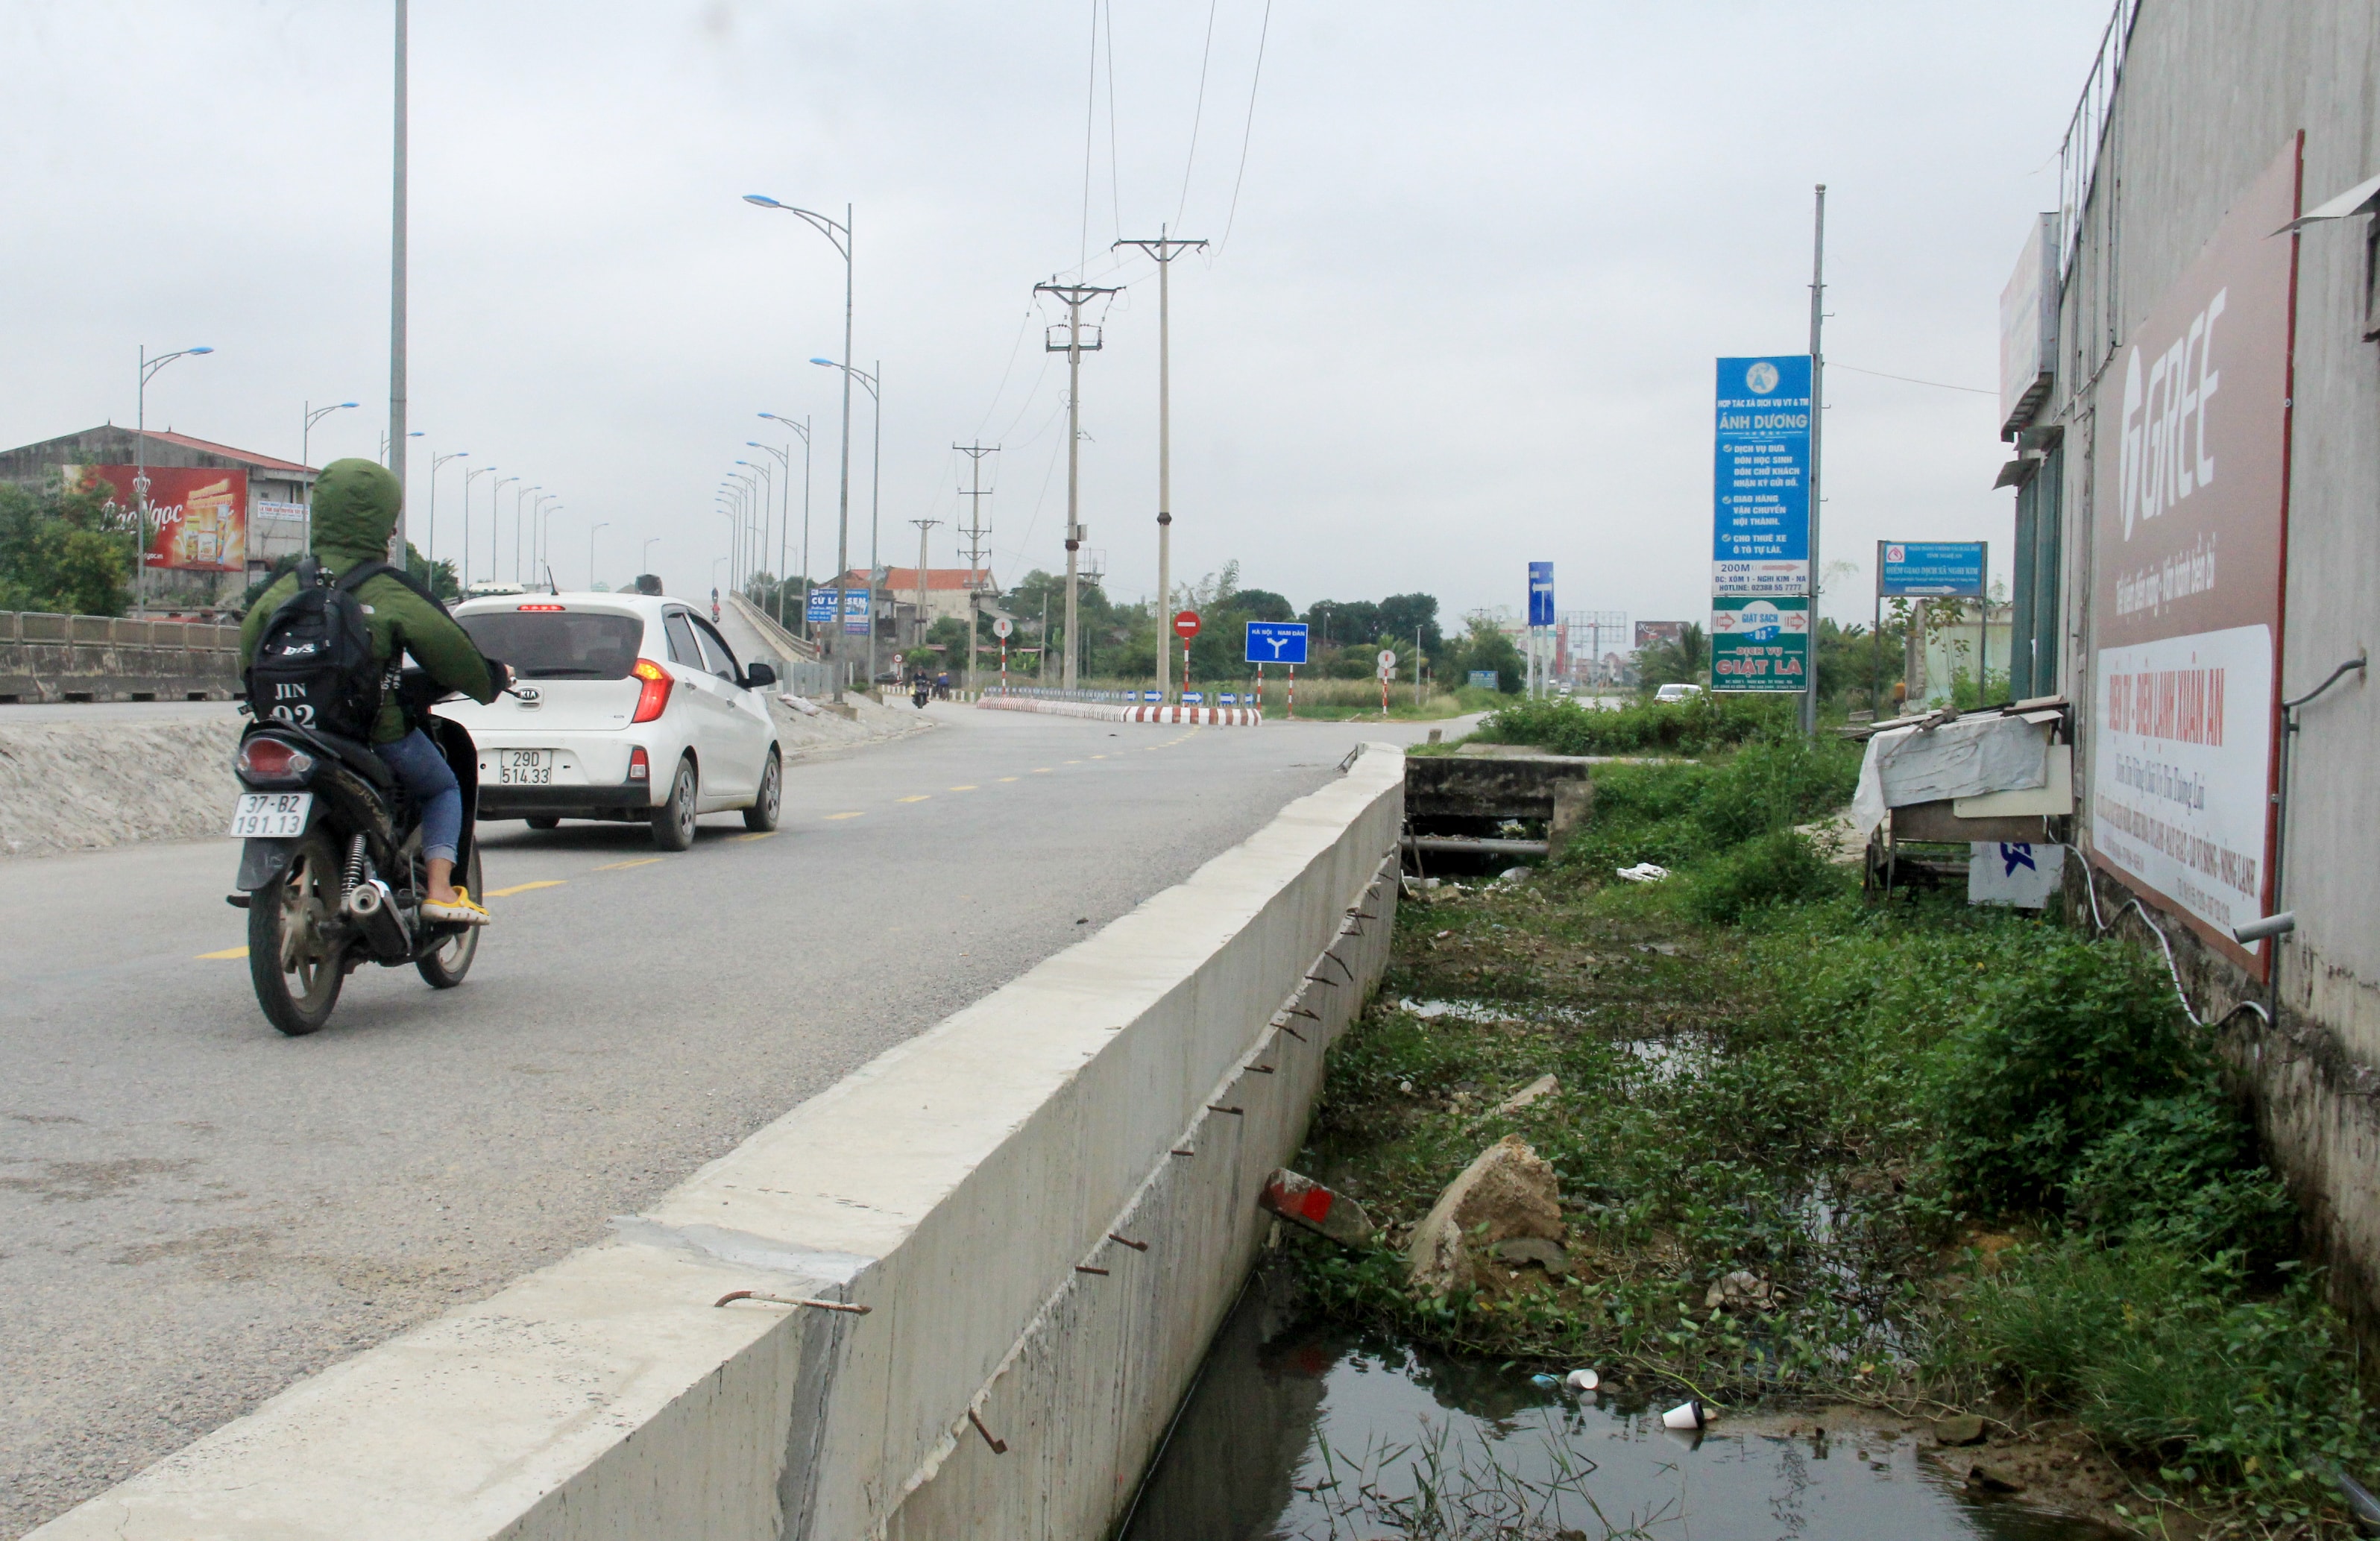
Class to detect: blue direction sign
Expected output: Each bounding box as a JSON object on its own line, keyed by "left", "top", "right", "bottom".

{"left": 1712, "top": 356, "right": 1813, "bottom": 593}
{"left": 842, "top": 587, "right": 871, "bottom": 635}
{"left": 1528, "top": 561, "right": 1555, "bottom": 626}
{"left": 1878, "top": 541, "right": 1987, "bottom": 598}
{"left": 1244, "top": 620, "right": 1309, "bottom": 664}
{"left": 805, "top": 588, "right": 838, "bottom": 624}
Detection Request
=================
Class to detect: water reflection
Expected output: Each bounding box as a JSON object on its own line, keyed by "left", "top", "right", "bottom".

{"left": 1120, "top": 1270, "right": 2115, "bottom": 1541}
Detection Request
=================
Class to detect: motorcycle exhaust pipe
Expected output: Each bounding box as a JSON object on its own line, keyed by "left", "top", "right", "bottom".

{"left": 344, "top": 878, "right": 412, "bottom": 959}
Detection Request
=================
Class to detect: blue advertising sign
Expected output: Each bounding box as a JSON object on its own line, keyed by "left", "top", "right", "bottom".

{"left": 1528, "top": 561, "right": 1555, "bottom": 627}
{"left": 843, "top": 587, "right": 871, "bottom": 635}
{"left": 1877, "top": 541, "right": 1987, "bottom": 598}
{"left": 1712, "top": 356, "right": 1813, "bottom": 594}
{"left": 1468, "top": 670, "right": 1500, "bottom": 690}
{"left": 805, "top": 588, "right": 838, "bottom": 624}
{"left": 1244, "top": 620, "right": 1310, "bottom": 664}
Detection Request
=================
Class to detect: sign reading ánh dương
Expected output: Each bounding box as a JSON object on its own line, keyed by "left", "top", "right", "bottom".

{"left": 1710, "top": 593, "right": 1808, "bottom": 692}
{"left": 2088, "top": 139, "right": 2299, "bottom": 974}
{"left": 1711, "top": 356, "right": 1812, "bottom": 596}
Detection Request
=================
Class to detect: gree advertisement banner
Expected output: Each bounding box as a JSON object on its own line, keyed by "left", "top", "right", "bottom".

{"left": 66, "top": 463, "right": 248, "bottom": 571}
{"left": 1710, "top": 594, "right": 1808, "bottom": 692}
{"left": 2085, "top": 141, "right": 2297, "bottom": 971}
{"left": 1711, "top": 355, "right": 1812, "bottom": 595}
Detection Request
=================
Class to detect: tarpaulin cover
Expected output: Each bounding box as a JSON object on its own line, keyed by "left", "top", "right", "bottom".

{"left": 1850, "top": 713, "right": 2051, "bottom": 835}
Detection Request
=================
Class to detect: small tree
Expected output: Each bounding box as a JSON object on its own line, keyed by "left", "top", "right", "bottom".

{"left": 0, "top": 481, "right": 131, "bottom": 617}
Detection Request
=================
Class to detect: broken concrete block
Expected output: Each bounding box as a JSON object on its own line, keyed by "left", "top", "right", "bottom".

{"left": 1703, "top": 1270, "right": 1777, "bottom": 1311}
{"left": 1259, "top": 1169, "right": 1375, "bottom": 1247}
{"left": 1965, "top": 1463, "right": 2025, "bottom": 1494}
{"left": 1405, "top": 1135, "right": 1565, "bottom": 1295}
{"left": 1933, "top": 1414, "right": 1988, "bottom": 1446}
{"left": 1492, "top": 1074, "right": 1558, "bottom": 1117}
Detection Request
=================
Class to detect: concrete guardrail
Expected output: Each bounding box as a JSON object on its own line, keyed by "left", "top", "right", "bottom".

{"left": 0, "top": 609, "right": 243, "bottom": 703}
{"left": 32, "top": 744, "right": 1407, "bottom": 1540}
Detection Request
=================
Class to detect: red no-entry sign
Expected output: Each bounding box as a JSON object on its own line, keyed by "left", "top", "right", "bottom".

{"left": 1172, "top": 609, "right": 1201, "bottom": 640}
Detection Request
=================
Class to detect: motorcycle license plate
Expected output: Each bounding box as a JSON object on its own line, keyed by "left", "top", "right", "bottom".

{"left": 499, "top": 749, "right": 555, "bottom": 784}
{"left": 228, "top": 792, "right": 313, "bottom": 838}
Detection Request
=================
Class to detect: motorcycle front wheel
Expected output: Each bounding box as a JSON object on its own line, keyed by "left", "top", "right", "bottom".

{"left": 416, "top": 846, "right": 483, "bottom": 989}
{"left": 249, "top": 828, "right": 345, "bottom": 1036}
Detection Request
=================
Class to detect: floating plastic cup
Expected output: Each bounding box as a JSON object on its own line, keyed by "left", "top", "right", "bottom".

{"left": 1661, "top": 1398, "right": 1708, "bottom": 1431}
{"left": 1565, "top": 1368, "right": 1600, "bottom": 1392}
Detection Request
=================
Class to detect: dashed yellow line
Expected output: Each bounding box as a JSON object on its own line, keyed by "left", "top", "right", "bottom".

{"left": 997, "top": 776, "right": 1019, "bottom": 783}
{"left": 897, "top": 795, "right": 931, "bottom": 803}
{"left": 1031, "top": 768, "right": 1052, "bottom": 774}
{"left": 732, "top": 830, "right": 777, "bottom": 842}
{"left": 824, "top": 810, "right": 866, "bottom": 820}
{"left": 596, "top": 857, "right": 664, "bottom": 871}
{"left": 197, "top": 946, "right": 248, "bottom": 960}
{"left": 485, "top": 880, "right": 566, "bottom": 898}
{"left": 948, "top": 784, "right": 978, "bottom": 791}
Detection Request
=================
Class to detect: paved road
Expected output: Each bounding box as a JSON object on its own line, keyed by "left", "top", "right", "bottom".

{"left": 0, "top": 706, "right": 1445, "bottom": 1535}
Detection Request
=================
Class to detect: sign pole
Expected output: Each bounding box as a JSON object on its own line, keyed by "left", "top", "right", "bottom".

{"left": 1979, "top": 542, "right": 1990, "bottom": 705}
{"left": 1803, "top": 184, "right": 1827, "bottom": 736}
{"left": 1288, "top": 664, "right": 1295, "bottom": 719}
{"left": 1872, "top": 538, "right": 1884, "bottom": 716}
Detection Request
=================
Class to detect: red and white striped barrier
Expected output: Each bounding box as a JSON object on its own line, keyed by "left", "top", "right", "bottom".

{"left": 975, "top": 696, "right": 1262, "bottom": 726}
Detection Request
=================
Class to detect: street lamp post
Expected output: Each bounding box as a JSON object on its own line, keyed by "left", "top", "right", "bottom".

{"left": 461, "top": 464, "right": 495, "bottom": 590}
{"left": 537, "top": 500, "right": 564, "bottom": 590}
{"left": 810, "top": 358, "right": 880, "bottom": 679}
{"left": 134, "top": 344, "right": 214, "bottom": 614}
{"left": 642, "top": 536, "right": 660, "bottom": 581}
{"left": 588, "top": 522, "right": 608, "bottom": 591}
{"left": 490, "top": 476, "right": 517, "bottom": 585}
{"left": 746, "top": 438, "right": 793, "bottom": 625}
{"left": 1113, "top": 229, "right": 1206, "bottom": 702}
{"left": 746, "top": 195, "right": 853, "bottom": 698}
{"left": 734, "top": 458, "right": 772, "bottom": 596}
{"left": 761, "top": 414, "right": 812, "bottom": 637}
{"left": 512, "top": 483, "right": 541, "bottom": 584}
{"left": 301, "top": 400, "right": 359, "bottom": 548}
{"left": 1030, "top": 282, "right": 1118, "bottom": 691}
{"left": 429, "top": 450, "right": 468, "bottom": 593}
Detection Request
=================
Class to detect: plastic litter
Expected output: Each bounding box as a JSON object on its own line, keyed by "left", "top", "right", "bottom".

{"left": 1529, "top": 1373, "right": 1561, "bottom": 1387}
{"left": 776, "top": 693, "right": 825, "bottom": 716}
{"left": 1496, "top": 867, "right": 1530, "bottom": 886}
{"left": 1661, "top": 1399, "right": 1709, "bottom": 1431}
{"left": 1616, "top": 863, "right": 1671, "bottom": 883}
{"left": 1564, "top": 1368, "right": 1600, "bottom": 1392}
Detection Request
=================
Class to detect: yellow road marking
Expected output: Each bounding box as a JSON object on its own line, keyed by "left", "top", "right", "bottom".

{"left": 1090, "top": 754, "right": 1107, "bottom": 760}
{"left": 825, "top": 810, "right": 866, "bottom": 819}
{"left": 996, "top": 776, "right": 1019, "bottom": 782}
{"left": 1063, "top": 760, "right": 1081, "bottom": 765}
{"left": 897, "top": 795, "right": 931, "bottom": 803}
{"left": 948, "top": 784, "right": 978, "bottom": 791}
{"left": 196, "top": 946, "right": 248, "bottom": 960}
{"left": 485, "top": 880, "right": 566, "bottom": 898}
{"left": 1032, "top": 768, "right": 1052, "bottom": 773}
{"left": 596, "top": 857, "right": 664, "bottom": 870}
{"left": 732, "top": 830, "right": 777, "bottom": 842}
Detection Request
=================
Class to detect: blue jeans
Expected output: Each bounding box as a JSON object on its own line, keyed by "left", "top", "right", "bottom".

{"left": 373, "top": 729, "right": 463, "bottom": 866}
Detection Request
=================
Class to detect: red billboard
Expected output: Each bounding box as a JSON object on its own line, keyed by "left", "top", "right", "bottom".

{"left": 2087, "top": 139, "right": 2299, "bottom": 974}
{"left": 64, "top": 464, "right": 248, "bottom": 572}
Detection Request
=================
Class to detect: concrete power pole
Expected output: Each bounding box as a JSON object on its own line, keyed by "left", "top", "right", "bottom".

{"left": 909, "top": 517, "right": 939, "bottom": 669}
{"left": 1112, "top": 230, "right": 1206, "bottom": 702}
{"left": 1032, "top": 280, "right": 1118, "bottom": 692}
{"left": 954, "top": 443, "right": 998, "bottom": 695}
{"left": 1804, "top": 184, "right": 1827, "bottom": 737}
{"left": 387, "top": 0, "right": 409, "bottom": 559}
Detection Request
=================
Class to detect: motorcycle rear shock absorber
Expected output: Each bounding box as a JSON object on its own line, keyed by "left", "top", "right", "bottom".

{"left": 343, "top": 833, "right": 368, "bottom": 898}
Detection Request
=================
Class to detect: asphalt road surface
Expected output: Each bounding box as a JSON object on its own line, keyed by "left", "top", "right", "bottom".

{"left": 0, "top": 705, "right": 1449, "bottom": 1535}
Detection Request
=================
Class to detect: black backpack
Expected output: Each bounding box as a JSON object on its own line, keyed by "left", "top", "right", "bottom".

{"left": 245, "top": 555, "right": 394, "bottom": 740}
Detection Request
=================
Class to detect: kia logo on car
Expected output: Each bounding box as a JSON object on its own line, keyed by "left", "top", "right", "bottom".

{"left": 516, "top": 687, "right": 542, "bottom": 705}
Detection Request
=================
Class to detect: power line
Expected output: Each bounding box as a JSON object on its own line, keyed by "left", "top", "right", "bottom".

{"left": 1176, "top": 0, "right": 1221, "bottom": 228}
{"left": 1217, "top": 0, "right": 1274, "bottom": 252}
{"left": 1830, "top": 361, "right": 1996, "bottom": 396}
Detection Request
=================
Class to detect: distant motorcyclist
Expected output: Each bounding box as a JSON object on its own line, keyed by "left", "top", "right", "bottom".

{"left": 241, "top": 459, "right": 509, "bottom": 925}
{"left": 910, "top": 666, "right": 931, "bottom": 709}
{"left": 934, "top": 669, "right": 951, "bottom": 700}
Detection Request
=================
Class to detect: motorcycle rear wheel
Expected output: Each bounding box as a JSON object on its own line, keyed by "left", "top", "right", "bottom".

{"left": 415, "top": 846, "right": 483, "bottom": 989}
{"left": 249, "top": 828, "right": 344, "bottom": 1036}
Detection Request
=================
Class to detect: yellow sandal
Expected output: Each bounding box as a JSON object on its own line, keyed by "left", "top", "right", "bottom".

{"left": 422, "top": 887, "right": 491, "bottom": 926}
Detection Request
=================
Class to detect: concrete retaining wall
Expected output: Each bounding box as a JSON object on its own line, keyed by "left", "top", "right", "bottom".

{"left": 31, "top": 745, "right": 1406, "bottom": 1541}
{"left": 0, "top": 610, "right": 242, "bottom": 702}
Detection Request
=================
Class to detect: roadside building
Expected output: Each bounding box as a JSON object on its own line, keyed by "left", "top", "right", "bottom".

{"left": 2007, "top": 0, "right": 2380, "bottom": 1316}
{"left": 838, "top": 564, "right": 996, "bottom": 656}
{"left": 0, "top": 426, "right": 316, "bottom": 610}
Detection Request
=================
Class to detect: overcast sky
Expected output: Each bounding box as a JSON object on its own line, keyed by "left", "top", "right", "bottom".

{"left": 2, "top": 1, "right": 2112, "bottom": 628}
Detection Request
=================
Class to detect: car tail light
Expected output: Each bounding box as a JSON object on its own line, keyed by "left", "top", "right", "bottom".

{"left": 627, "top": 746, "right": 650, "bottom": 782}
{"left": 517, "top": 602, "right": 565, "bottom": 611}
{"left": 630, "top": 658, "right": 673, "bottom": 722}
{"left": 237, "top": 737, "right": 315, "bottom": 784}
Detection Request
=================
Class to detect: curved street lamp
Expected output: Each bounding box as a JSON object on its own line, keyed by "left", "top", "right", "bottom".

{"left": 490, "top": 476, "right": 519, "bottom": 584}
{"left": 746, "top": 194, "right": 854, "bottom": 696}
{"left": 812, "top": 358, "right": 882, "bottom": 677}
{"left": 134, "top": 344, "right": 214, "bottom": 612}
{"left": 759, "top": 414, "right": 814, "bottom": 634}
{"left": 461, "top": 464, "right": 496, "bottom": 589}
{"left": 429, "top": 449, "right": 468, "bottom": 590}
{"left": 588, "top": 521, "right": 609, "bottom": 593}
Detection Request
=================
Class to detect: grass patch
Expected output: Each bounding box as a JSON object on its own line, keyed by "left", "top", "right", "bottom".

{"left": 1473, "top": 693, "right": 1796, "bottom": 755}
{"left": 1288, "top": 737, "right": 2374, "bottom": 1532}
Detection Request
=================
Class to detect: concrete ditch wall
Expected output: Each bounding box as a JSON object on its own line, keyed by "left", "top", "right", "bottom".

{"left": 31, "top": 744, "right": 1406, "bottom": 1541}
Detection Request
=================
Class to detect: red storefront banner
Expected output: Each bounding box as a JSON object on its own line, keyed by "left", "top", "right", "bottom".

{"left": 64, "top": 464, "right": 249, "bottom": 572}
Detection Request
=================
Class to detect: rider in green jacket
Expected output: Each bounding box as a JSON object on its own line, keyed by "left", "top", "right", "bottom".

{"left": 242, "top": 458, "right": 508, "bottom": 924}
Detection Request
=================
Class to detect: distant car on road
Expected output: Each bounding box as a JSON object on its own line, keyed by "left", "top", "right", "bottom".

{"left": 1652, "top": 682, "right": 1705, "bottom": 704}
{"left": 440, "top": 593, "right": 781, "bottom": 850}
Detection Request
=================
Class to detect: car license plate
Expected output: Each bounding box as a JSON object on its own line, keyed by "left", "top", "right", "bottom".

{"left": 499, "top": 749, "right": 556, "bottom": 785}
{"left": 227, "top": 792, "right": 313, "bottom": 838}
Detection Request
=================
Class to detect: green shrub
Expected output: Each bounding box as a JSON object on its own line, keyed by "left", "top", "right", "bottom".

{"left": 1924, "top": 936, "right": 2197, "bottom": 1212}
{"left": 1476, "top": 694, "right": 1791, "bottom": 755}
{"left": 1687, "top": 829, "right": 1843, "bottom": 922}
{"left": 2068, "top": 1091, "right": 2296, "bottom": 1263}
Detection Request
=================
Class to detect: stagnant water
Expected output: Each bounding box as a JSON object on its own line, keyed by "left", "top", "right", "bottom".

{"left": 1119, "top": 1269, "right": 2117, "bottom": 1541}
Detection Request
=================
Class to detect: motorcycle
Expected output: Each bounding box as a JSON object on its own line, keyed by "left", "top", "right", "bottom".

{"left": 911, "top": 678, "right": 931, "bottom": 709}
{"left": 226, "top": 671, "right": 487, "bottom": 1036}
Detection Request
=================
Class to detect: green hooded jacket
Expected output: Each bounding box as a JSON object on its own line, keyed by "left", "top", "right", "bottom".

{"left": 241, "top": 458, "right": 503, "bottom": 743}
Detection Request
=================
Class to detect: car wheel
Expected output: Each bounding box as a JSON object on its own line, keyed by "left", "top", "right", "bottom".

{"left": 525, "top": 816, "right": 560, "bottom": 831}
{"left": 743, "top": 749, "right": 781, "bottom": 832}
{"left": 651, "top": 756, "right": 698, "bottom": 851}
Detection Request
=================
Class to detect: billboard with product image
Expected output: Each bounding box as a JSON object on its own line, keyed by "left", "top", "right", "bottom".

{"left": 2087, "top": 139, "right": 2299, "bottom": 974}
{"left": 64, "top": 463, "right": 248, "bottom": 571}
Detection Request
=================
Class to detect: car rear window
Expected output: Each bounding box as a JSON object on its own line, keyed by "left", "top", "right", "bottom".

{"left": 456, "top": 610, "right": 646, "bottom": 679}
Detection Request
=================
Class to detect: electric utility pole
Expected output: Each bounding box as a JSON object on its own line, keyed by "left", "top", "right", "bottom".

{"left": 1804, "top": 184, "right": 1827, "bottom": 737}
{"left": 1112, "top": 230, "right": 1206, "bottom": 702}
{"left": 954, "top": 442, "right": 998, "bottom": 695}
{"left": 387, "top": 0, "right": 409, "bottom": 559}
{"left": 1033, "top": 280, "right": 1118, "bottom": 691}
{"left": 909, "top": 517, "right": 940, "bottom": 668}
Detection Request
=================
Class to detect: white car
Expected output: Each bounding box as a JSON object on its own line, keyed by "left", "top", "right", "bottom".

{"left": 439, "top": 593, "right": 781, "bottom": 850}
{"left": 1653, "top": 682, "right": 1705, "bottom": 703}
